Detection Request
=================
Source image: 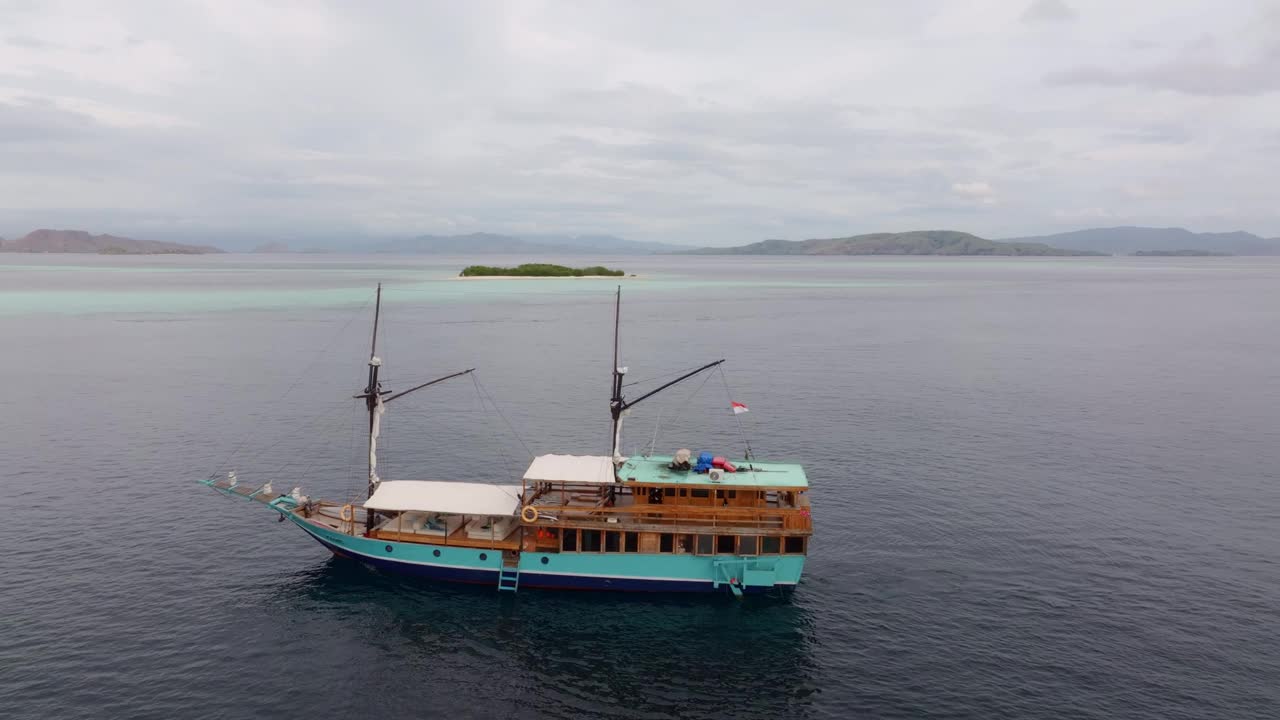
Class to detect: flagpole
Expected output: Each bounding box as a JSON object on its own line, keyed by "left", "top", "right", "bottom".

{"left": 718, "top": 365, "right": 753, "bottom": 461}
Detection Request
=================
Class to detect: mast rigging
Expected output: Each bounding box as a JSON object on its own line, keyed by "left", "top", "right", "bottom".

{"left": 608, "top": 287, "right": 724, "bottom": 471}
{"left": 352, "top": 284, "right": 474, "bottom": 532}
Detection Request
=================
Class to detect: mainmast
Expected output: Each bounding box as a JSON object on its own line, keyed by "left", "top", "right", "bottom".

{"left": 609, "top": 287, "right": 626, "bottom": 466}
{"left": 607, "top": 287, "right": 724, "bottom": 473}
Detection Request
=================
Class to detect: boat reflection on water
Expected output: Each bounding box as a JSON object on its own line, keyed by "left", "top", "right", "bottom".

{"left": 268, "top": 558, "right": 820, "bottom": 719}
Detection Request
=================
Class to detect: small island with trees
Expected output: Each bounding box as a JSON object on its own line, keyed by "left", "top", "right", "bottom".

{"left": 459, "top": 263, "right": 626, "bottom": 277}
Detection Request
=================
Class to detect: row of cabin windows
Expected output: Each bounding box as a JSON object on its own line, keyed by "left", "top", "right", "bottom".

{"left": 647, "top": 488, "right": 739, "bottom": 503}
{"left": 560, "top": 530, "right": 806, "bottom": 555}
{"left": 562, "top": 529, "right": 640, "bottom": 553}
{"left": 641, "top": 488, "right": 803, "bottom": 507}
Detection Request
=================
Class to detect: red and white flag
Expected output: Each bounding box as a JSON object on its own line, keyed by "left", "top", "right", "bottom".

{"left": 730, "top": 401, "right": 749, "bottom": 415}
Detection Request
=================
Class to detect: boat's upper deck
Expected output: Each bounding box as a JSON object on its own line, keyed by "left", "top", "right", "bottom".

{"left": 617, "top": 455, "right": 808, "bottom": 489}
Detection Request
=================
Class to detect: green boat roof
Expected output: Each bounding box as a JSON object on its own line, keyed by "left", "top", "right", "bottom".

{"left": 617, "top": 455, "right": 809, "bottom": 489}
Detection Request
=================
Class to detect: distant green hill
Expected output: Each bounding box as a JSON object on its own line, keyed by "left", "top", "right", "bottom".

{"left": 687, "top": 230, "right": 1102, "bottom": 256}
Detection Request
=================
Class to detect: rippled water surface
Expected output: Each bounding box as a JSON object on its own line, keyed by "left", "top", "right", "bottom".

{"left": 2, "top": 254, "right": 1278, "bottom": 719}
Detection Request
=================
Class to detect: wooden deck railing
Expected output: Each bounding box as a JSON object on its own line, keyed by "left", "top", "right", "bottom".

{"left": 527, "top": 503, "right": 812, "bottom": 535}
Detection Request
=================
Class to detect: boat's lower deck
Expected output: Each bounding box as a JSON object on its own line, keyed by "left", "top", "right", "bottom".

{"left": 290, "top": 510, "right": 804, "bottom": 594}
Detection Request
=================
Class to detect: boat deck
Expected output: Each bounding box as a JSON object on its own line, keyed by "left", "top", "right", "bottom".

{"left": 617, "top": 456, "right": 809, "bottom": 488}
{"left": 297, "top": 507, "right": 521, "bottom": 550}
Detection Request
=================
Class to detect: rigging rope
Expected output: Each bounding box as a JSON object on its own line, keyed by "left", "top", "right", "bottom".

{"left": 717, "top": 364, "right": 755, "bottom": 461}
{"left": 652, "top": 368, "right": 715, "bottom": 456}
{"left": 345, "top": 398, "right": 361, "bottom": 502}
{"left": 716, "top": 365, "right": 759, "bottom": 486}
{"left": 472, "top": 372, "right": 515, "bottom": 486}
{"left": 260, "top": 397, "right": 365, "bottom": 480}
{"left": 622, "top": 364, "right": 708, "bottom": 389}
{"left": 204, "top": 295, "right": 373, "bottom": 481}
{"left": 472, "top": 372, "right": 534, "bottom": 459}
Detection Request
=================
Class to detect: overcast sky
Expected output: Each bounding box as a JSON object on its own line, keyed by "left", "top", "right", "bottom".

{"left": 1, "top": 0, "right": 1277, "bottom": 246}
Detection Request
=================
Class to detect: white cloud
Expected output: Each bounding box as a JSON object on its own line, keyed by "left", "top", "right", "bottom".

{"left": 952, "top": 181, "right": 995, "bottom": 197}
{"left": 951, "top": 181, "right": 998, "bottom": 206}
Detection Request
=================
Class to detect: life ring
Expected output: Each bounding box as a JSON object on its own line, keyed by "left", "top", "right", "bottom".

{"left": 520, "top": 505, "right": 539, "bottom": 523}
{"left": 340, "top": 504, "right": 354, "bottom": 523}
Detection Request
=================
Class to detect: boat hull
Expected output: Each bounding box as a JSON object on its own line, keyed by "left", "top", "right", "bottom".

{"left": 291, "top": 515, "right": 802, "bottom": 594}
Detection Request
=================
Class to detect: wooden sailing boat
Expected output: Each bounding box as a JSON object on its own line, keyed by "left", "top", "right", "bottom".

{"left": 202, "top": 286, "right": 812, "bottom": 594}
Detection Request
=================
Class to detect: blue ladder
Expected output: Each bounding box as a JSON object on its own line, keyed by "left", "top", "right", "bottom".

{"left": 497, "top": 567, "right": 520, "bottom": 592}
{"left": 497, "top": 554, "right": 520, "bottom": 592}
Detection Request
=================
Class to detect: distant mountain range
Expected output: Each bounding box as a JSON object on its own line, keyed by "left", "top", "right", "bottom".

{"left": 4, "top": 226, "right": 1279, "bottom": 257}
{"left": 685, "top": 230, "right": 1103, "bottom": 256}
{"left": 1000, "top": 227, "right": 1280, "bottom": 256}
{"left": 367, "top": 233, "right": 684, "bottom": 255}
{"left": 0, "top": 229, "right": 222, "bottom": 254}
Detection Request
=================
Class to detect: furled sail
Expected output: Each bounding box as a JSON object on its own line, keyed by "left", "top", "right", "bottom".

{"left": 369, "top": 394, "right": 385, "bottom": 487}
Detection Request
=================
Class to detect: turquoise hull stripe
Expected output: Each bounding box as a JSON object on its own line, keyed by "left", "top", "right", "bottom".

{"left": 289, "top": 515, "right": 803, "bottom": 592}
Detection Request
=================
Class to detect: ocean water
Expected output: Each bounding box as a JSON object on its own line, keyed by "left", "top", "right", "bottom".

{"left": 1, "top": 253, "right": 1278, "bottom": 719}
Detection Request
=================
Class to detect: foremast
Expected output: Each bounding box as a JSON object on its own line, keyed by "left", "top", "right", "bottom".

{"left": 357, "top": 284, "right": 386, "bottom": 532}
{"left": 353, "top": 283, "right": 475, "bottom": 532}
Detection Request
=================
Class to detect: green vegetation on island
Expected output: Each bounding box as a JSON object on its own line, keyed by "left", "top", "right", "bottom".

{"left": 686, "top": 230, "right": 1104, "bottom": 256}
{"left": 459, "top": 263, "right": 626, "bottom": 277}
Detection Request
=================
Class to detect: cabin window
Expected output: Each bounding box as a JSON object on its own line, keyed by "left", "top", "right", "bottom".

{"left": 716, "top": 535, "right": 736, "bottom": 554}
{"left": 695, "top": 535, "right": 715, "bottom": 555}
{"left": 691, "top": 489, "right": 710, "bottom": 499}
{"left": 663, "top": 487, "right": 675, "bottom": 497}
{"left": 605, "top": 531, "right": 620, "bottom": 553}
{"left": 761, "top": 536, "right": 781, "bottom": 554}
{"left": 562, "top": 530, "right": 578, "bottom": 552}
{"left": 678, "top": 489, "right": 687, "bottom": 497}
{"left": 678, "top": 534, "right": 694, "bottom": 554}
{"left": 784, "top": 536, "right": 806, "bottom": 554}
{"left": 659, "top": 533, "right": 675, "bottom": 553}
{"left": 624, "top": 532, "right": 639, "bottom": 553}
{"left": 581, "top": 530, "right": 603, "bottom": 552}
{"left": 739, "top": 536, "right": 759, "bottom": 555}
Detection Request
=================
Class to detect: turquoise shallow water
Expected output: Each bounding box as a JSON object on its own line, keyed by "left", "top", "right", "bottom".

{"left": 0, "top": 254, "right": 918, "bottom": 315}
{"left": 1, "top": 254, "right": 1278, "bottom": 719}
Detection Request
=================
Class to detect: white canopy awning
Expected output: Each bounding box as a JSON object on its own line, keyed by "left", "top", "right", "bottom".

{"left": 523, "top": 454, "right": 617, "bottom": 484}
{"left": 364, "top": 481, "right": 523, "bottom": 516}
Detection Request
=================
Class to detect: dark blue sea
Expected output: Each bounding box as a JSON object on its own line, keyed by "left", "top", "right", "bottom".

{"left": 2, "top": 254, "right": 1278, "bottom": 719}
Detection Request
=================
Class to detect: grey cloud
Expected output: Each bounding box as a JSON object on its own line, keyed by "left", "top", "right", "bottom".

{"left": 1104, "top": 127, "right": 1194, "bottom": 145}
{"left": 5, "top": 34, "right": 51, "bottom": 48}
{"left": 1, "top": 2, "right": 1278, "bottom": 244}
{"left": 0, "top": 98, "right": 102, "bottom": 144}
{"left": 1021, "top": 0, "right": 1077, "bottom": 24}
{"left": 1046, "top": 44, "right": 1280, "bottom": 96}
